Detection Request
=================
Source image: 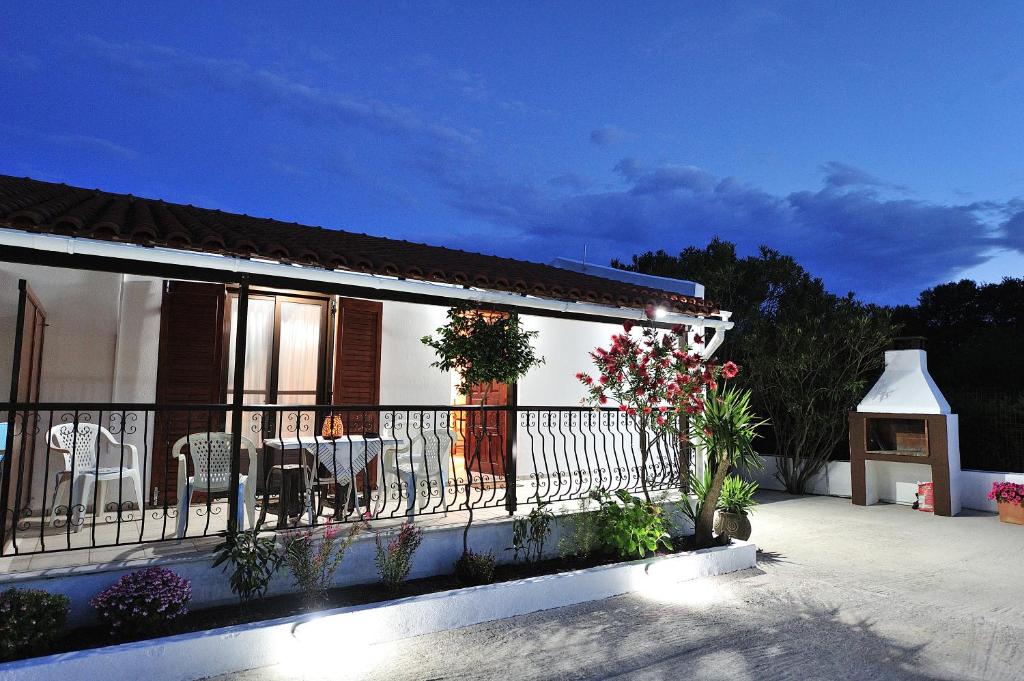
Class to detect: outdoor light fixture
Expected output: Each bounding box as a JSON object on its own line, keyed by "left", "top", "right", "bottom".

{"left": 654, "top": 306, "right": 667, "bottom": 319}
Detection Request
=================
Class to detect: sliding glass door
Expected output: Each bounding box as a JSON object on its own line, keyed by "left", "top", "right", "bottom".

{"left": 225, "top": 292, "right": 330, "bottom": 438}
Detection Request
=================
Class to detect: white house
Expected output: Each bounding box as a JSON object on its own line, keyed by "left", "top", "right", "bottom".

{"left": 0, "top": 174, "right": 732, "bottom": 564}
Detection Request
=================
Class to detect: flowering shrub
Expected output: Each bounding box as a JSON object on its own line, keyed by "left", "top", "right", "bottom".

{"left": 90, "top": 567, "right": 191, "bottom": 635}
{"left": 375, "top": 522, "right": 424, "bottom": 590}
{"left": 285, "top": 521, "right": 362, "bottom": 605}
{"left": 0, "top": 589, "right": 70, "bottom": 660}
{"left": 576, "top": 309, "right": 729, "bottom": 500}
{"left": 988, "top": 482, "right": 1024, "bottom": 507}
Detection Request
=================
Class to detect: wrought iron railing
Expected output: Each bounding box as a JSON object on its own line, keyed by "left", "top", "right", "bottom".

{"left": 0, "top": 403, "right": 691, "bottom": 556}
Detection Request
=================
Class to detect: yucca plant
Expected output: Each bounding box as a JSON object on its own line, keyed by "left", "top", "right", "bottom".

{"left": 690, "top": 385, "right": 766, "bottom": 547}
{"left": 717, "top": 475, "right": 759, "bottom": 516}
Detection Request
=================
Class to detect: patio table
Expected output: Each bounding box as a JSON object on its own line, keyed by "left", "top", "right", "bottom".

{"left": 263, "top": 435, "right": 406, "bottom": 523}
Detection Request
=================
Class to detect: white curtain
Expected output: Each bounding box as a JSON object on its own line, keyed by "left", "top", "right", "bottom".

{"left": 276, "top": 302, "right": 322, "bottom": 436}
{"left": 225, "top": 296, "right": 322, "bottom": 437}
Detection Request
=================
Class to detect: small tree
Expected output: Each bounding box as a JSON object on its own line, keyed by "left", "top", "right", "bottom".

{"left": 421, "top": 304, "right": 544, "bottom": 556}
{"left": 690, "top": 385, "right": 766, "bottom": 546}
{"left": 576, "top": 311, "right": 726, "bottom": 502}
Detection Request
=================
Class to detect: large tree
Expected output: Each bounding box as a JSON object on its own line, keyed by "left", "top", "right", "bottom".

{"left": 614, "top": 239, "right": 896, "bottom": 493}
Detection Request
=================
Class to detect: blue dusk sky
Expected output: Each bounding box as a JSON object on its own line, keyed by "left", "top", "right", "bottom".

{"left": 3, "top": 2, "right": 1024, "bottom": 304}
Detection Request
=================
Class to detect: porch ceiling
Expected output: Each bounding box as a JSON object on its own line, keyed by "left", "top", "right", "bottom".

{"left": 0, "top": 174, "right": 718, "bottom": 317}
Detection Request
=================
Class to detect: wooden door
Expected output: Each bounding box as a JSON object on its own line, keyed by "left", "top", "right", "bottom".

{"left": 463, "top": 381, "right": 509, "bottom": 478}
{"left": 152, "top": 281, "right": 226, "bottom": 504}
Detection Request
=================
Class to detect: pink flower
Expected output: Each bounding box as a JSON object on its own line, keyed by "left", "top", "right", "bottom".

{"left": 722, "top": 361, "right": 739, "bottom": 379}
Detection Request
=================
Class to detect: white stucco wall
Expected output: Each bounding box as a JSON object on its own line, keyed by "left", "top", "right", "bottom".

{"left": 378, "top": 301, "right": 450, "bottom": 405}
{"left": 751, "top": 455, "right": 1023, "bottom": 513}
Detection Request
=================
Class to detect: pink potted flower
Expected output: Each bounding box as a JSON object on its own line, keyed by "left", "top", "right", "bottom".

{"left": 988, "top": 482, "right": 1024, "bottom": 525}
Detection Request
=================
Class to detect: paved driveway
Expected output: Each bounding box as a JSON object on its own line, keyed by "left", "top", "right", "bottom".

{"left": 219, "top": 492, "right": 1024, "bottom": 681}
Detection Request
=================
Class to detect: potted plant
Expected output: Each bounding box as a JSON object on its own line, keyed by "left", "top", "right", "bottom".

{"left": 988, "top": 482, "right": 1024, "bottom": 525}
{"left": 714, "top": 475, "right": 758, "bottom": 540}
{"left": 690, "top": 384, "right": 766, "bottom": 547}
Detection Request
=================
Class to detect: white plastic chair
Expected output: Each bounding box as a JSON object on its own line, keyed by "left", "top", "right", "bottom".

{"left": 173, "top": 433, "right": 258, "bottom": 538}
{"left": 48, "top": 422, "right": 144, "bottom": 532}
{"left": 382, "top": 428, "right": 458, "bottom": 515}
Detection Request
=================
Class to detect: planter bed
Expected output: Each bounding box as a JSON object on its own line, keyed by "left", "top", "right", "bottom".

{"left": 0, "top": 538, "right": 755, "bottom": 681}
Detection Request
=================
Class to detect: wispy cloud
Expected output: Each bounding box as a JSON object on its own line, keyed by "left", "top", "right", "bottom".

{"left": 820, "top": 161, "right": 908, "bottom": 193}
{"left": 590, "top": 125, "right": 635, "bottom": 147}
{"left": 1, "top": 123, "right": 139, "bottom": 161}
{"left": 77, "top": 35, "right": 477, "bottom": 149}
{"left": 47, "top": 133, "right": 139, "bottom": 160}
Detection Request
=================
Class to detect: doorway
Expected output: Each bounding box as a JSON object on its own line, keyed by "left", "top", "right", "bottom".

{"left": 455, "top": 380, "right": 512, "bottom": 480}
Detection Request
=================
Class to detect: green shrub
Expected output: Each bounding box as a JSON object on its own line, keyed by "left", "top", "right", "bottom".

{"left": 509, "top": 505, "right": 554, "bottom": 563}
{"left": 212, "top": 520, "right": 284, "bottom": 604}
{"left": 0, "top": 588, "right": 70, "bottom": 660}
{"left": 375, "top": 522, "right": 423, "bottom": 590}
{"left": 717, "top": 476, "right": 759, "bottom": 516}
{"left": 557, "top": 499, "right": 602, "bottom": 560}
{"left": 591, "top": 489, "right": 671, "bottom": 559}
{"left": 454, "top": 550, "right": 496, "bottom": 585}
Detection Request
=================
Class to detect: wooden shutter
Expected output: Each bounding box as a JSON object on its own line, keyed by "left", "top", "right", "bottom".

{"left": 332, "top": 297, "right": 382, "bottom": 432}
{"left": 151, "top": 281, "right": 226, "bottom": 503}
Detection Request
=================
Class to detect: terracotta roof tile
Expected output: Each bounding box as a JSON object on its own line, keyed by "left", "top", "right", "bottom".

{"left": 0, "top": 175, "right": 718, "bottom": 316}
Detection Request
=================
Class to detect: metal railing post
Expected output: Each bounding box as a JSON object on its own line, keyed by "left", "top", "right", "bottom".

{"left": 504, "top": 391, "right": 518, "bottom": 515}
{"left": 228, "top": 278, "right": 249, "bottom": 535}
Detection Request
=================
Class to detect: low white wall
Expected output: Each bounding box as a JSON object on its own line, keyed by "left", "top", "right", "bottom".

{"left": 1, "top": 498, "right": 694, "bottom": 627}
{"left": 0, "top": 538, "right": 752, "bottom": 681}
{"left": 751, "top": 455, "right": 1023, "bottom": 513}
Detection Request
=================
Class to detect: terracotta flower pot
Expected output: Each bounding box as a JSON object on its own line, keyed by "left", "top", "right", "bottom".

{"left": 997, "top": 501, "right": 1024, "bottom": 526}
{"left": 714, "top": 510, "right": 751, "bottom": 541}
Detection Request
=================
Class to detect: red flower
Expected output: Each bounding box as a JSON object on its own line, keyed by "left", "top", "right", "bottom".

{"left": 722, "top": 361, "right": 739, "bottom": 379}
{"left": 703, "top": 426, "right": 713, "bottom": 438}
{"left": 671, "top": 323, "right": 686, "bottom": 335}
{"left": 623, "top": 320, "right": 634, "bottom": 332}
{"left": 619, "top": 404, "right": 629, "bottom": 412}
{"left": 598, "top": 394, "right": 608, "bottom": 405}
{"left": 656, "top": 415, "right": 666, "bottom": 426}
{"left": 692, "top": 333, "right": 704, "bottom": 344}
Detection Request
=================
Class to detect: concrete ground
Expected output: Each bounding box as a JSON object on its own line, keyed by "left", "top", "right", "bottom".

{"left": 214, "top": 492, "right": 1024, "bottom": 681}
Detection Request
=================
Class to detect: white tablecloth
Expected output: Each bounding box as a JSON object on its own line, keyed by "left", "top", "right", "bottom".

{"left": 263, "top": 435, "right": 404, "bottom": 486}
